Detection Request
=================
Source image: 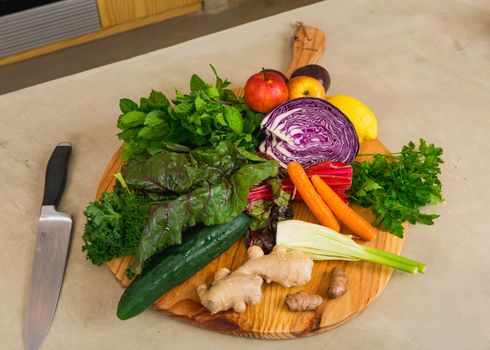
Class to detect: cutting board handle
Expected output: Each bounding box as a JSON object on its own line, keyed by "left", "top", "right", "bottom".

{"left": 284, "top": 22, "right": 326, "bottom": 78}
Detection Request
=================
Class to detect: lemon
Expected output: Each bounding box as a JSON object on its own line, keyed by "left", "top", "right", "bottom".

{"left": 326, "top": 95, "right": 378, "bottom": 142}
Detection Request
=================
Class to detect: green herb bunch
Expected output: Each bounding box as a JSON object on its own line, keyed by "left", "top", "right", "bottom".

{"left": 116, "top": 65, "right": 264, "bottom": 161}
{"left": 348, "top": 139, "right": 444, "bottom": 237}
{"left": 82, "top": 174, "right": 153, "bottom": 266}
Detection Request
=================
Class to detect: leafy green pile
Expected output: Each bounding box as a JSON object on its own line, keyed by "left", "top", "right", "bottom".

{"left": 82, "top": 139, "right": 280, "bottom": 275}
{"left": 117, "top": 66, "right": 264, "bottom": 161}
{"left": 82, "top": 67, "right": 284, "bottom": 276}
{"left": 122, "top": 141, "right": 247, "bottom": 194}
{"left": 131, "top": 159, "right": 279, "bottom": 274}
{"left": 348, "top": 139, "right": 443, "bottom": 237}
{"left": 247, "top": 177, "right": 291, "bottom": 231}
{"left": 82, "top": 175, "right": 153, "bottom": 266}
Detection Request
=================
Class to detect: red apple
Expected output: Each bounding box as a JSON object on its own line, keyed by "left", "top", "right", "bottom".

{"left": 263, "top": 69, "right": 288, "bottom": 84}
{"left": 244, "top": 70, "right": 289, "bottom": 113}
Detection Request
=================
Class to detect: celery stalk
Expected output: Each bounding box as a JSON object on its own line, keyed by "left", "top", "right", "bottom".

{"left": 276, "top": 220, "right": 426, "bottom": 274}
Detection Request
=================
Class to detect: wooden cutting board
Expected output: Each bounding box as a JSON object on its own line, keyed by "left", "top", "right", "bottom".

{"left": 96, "top": 24, "right": 405, "bottom": 339}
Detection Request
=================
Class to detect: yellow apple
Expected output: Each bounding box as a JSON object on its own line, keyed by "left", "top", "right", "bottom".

{"left": 287, "top": 76, "right": 326, "bottom": 100}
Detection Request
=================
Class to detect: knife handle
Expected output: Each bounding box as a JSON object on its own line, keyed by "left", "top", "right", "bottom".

{"left": 42, "top": 142, "right": 72, "bottom": 207}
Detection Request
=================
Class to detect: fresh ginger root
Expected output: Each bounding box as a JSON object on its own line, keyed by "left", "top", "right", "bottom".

{"left": 237, "top": 245, "right": 313, "bottom": 288}
{"left": 327, "top": 267, "right": 348, "bottom": 298}
{"left": 285, "top": 291, "right": 323, "bottom": 311}
{"left": 197, "top": 245, "right": 313, "bottom": 314}
{"left": 197, "top": 268, "right": 263, "bottom": 314}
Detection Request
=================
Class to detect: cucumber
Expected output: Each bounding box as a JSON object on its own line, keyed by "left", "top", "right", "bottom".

{"left": 117, "top": 213, "right": 250, "bottom": 320}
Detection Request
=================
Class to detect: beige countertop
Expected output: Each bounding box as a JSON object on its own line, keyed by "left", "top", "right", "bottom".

{"left": 1, "top": 1, "right": 490, "bottom": 349}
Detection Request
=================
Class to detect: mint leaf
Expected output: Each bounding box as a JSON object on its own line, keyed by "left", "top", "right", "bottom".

{"left": 121, "top": 142, "right": 135, "bottom": 161}
{"left": 116, "top": 66, "right": 265, "bottom": 160}
{"left": 137, "top": 126, "right": 165, "bottom": 140}
{"left": 221, "top": 89, "right": 238, "bottom": 103}
{"left": 224, "top": 106, "right": 243, "bottom": 133}
{"left": 117, "top": 111, "right": 146, "bottom": 129}
{"left": 144, "top": 110, "right": 165, "bottom": 127}
{"left": 195, "top": 96, "right": 206, "bottom": 112}
{"left": 149, "top": 90, "right": 170, "bottom": 109}
{"left": 139, "top": 91, "right": 170, "bottom": 112}
{"left": 209, "top": 64, "right": 231, "bottom": 92}
{"left": 206, "top": 87, "right": 220, "bottom": 99}
{"left": 190, "top": 74, "right": 208, "bottom": 92}
{"left": 117, "top": 128, "right": 139, "bottom": 141}
{"left": 119, "top": 98, "right": 138, "bottom": 113}
{"left": 215, "top": 112, "right": 227, "bottom": 127}
{"left": 174, "top": 101, "right": 193, "bottom": 114}
{"left": 209, "top": 64, "right": 223, "bottom": 90}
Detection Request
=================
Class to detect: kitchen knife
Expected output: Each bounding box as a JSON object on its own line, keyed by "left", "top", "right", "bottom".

{"left": 24, "top": 142, "right": 73, "bottom": 350}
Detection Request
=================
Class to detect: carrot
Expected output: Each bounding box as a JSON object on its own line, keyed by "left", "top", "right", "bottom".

{"left": 287, "top": 162, "right": 340, "bottom": 231}
{"left": 311, "top": 175, "right": 378, "bottom": 241}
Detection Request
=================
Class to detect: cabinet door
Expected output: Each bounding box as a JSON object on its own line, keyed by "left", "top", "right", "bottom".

{"left": 97, "top": 0, "right": 201, "bottom": 28}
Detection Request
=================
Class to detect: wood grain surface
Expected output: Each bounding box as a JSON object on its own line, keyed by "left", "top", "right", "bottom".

{"left": 284, "top": 22, "right": 325, "bottom": 78}
{"left": 96, "top": 0, "right": 201, "bottom": 27}
{"left": 96, "top": 25, "right": 405, "bottom": 338}
{"left": 98, "top": 140, "right": 404, "bottom": 339}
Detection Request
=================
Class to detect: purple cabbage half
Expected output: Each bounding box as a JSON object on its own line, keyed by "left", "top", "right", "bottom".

{"left": 259, "top": 98, "right": 359, "bottom": 168}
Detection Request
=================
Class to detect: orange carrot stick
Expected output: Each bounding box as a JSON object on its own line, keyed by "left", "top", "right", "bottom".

{"left": 287, "top": 162, "right": 340, "bottom": 231}
{"left": 311, "top": 175, "right": 378, "bottom": 241}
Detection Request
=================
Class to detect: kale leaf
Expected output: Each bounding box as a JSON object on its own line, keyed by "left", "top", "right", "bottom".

{"left": 82, "top": 187, "right": 153, "bottom": 266}
{"left": 348, "top": 139, "right": 444, "bottom": 237}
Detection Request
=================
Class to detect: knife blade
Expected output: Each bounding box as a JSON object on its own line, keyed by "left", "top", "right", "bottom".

{"left": 24, "top": 142, "right": 73, "bottom": 350}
